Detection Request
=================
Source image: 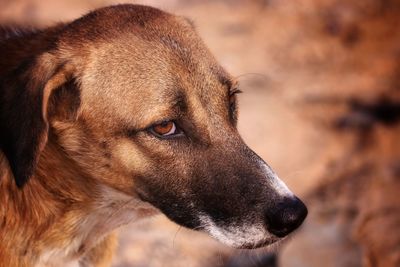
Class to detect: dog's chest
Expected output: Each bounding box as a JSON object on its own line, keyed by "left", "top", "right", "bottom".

{"left": 38, "top": 186, "right": 158, "bottom": 266}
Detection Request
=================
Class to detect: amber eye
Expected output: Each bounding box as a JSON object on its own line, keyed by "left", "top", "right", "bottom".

{"left": 151, "top": 121, "right": 178, "bottom": 137}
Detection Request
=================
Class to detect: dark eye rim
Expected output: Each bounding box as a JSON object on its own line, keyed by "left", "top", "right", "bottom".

{"left": 229, "top": 93, "right": 240, "bottom": 123}
{"left": 147, "top": 120, "right": 185, "bottom": 139}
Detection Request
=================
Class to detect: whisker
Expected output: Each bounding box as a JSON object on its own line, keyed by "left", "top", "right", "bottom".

{"left": 234, "top": 72, "right": 270, "bottom": 81}
{"left": 233, "top": 72, "right": 272, "bottom": 92}
{"left": 172, "top": 226, "right": 182, "bottom": 249}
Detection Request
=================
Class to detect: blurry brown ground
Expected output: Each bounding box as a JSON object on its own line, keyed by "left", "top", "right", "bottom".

{"left": 1, "top": 0, "right": 399, "bottom": 266}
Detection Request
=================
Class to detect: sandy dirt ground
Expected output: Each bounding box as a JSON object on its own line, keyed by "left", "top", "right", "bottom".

{"left": 1, "top": 0, "right": 399, "bottom": 266}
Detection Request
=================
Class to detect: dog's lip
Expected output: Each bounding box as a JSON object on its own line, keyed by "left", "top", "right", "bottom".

{"left": 134, "top": 188, "right": 152, "bottom": 203}
{"left": 235, "top": 236, "right": 281, "bottom": 250}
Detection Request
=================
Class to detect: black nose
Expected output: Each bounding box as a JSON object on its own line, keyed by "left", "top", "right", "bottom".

{"left": 265, "top": 196, "right": 308, "bottom": 237}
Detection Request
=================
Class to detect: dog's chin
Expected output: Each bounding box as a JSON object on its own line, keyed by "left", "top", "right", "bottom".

{"left": 233, "top": 236, "right": 282, "bottom": 249}
{"left": 211, "top": 234, "right": 283, "bottom": 250}
{"left": 197, "top": 213, "right": 282, "bottom": 250}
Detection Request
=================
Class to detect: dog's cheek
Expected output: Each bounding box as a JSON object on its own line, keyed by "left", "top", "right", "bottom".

{"left": 111, "top": 138, "right": 153, "bottom": 176}
{"left": 133, "top": 172, "right": 201, "bottom": 229}
{"left": 51, "top": 121, "right": 88, "bottom": 158}
{"left": 51, "top": 122, "right": 154, "bottom": 193}
{"left": 51, "top": 121, "right": 112, "bottom": 174}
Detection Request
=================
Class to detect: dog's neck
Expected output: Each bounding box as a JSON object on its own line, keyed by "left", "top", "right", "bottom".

{"left": 0, "top": 140, "right": 92, "bottom": 262}
{"left": 0, "top": 138, "right": 156, "bottom": 266}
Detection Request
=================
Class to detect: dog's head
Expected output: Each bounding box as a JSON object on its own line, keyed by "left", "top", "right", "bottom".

{"left": 0, "top": 5, "right": 307, "bottom": 248}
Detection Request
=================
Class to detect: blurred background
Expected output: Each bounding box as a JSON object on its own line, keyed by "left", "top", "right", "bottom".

{"left": 1, "top": 0, "right": 399, "bottom": 266}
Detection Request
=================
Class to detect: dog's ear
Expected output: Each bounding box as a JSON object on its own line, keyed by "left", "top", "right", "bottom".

{"left": 0, "top": 53, "right": 75, "bottom": 187}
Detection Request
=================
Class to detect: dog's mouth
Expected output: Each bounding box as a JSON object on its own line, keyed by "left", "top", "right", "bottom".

{"left": 200, "top": 225, "right": 283, "bottom": 249}
{"left": 196, "top": 213, "right": 285, "bottom": 249}
{"left": 233, "top": 236, "right": 282, "bottom": 250}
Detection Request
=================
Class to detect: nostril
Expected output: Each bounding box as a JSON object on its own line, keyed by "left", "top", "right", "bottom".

{"left": 265, "top": 196, "right": 308, "bottom": 237}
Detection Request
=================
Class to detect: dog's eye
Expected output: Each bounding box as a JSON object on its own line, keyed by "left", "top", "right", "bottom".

{"left": 150, "top": 121, "right": 179, "bottom": 137}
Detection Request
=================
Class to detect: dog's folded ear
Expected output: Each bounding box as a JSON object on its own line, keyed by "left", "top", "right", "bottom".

{"left": 0, "top": 52, "right": 75, "bottom": 188}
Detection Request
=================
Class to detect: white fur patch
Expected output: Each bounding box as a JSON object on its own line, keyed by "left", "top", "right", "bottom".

{"left": 198, "top": 213, "right": 278, "bottom": 248}
{"left": 37, "top": 186, "right": 159, "bottom": 267}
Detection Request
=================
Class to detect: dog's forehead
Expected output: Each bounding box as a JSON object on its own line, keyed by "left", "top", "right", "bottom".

{"left": 75, "top": 6, "right": 232, "bottom": 129}
{"left": 78, "top": 28, "right": 230, "bottom": 131}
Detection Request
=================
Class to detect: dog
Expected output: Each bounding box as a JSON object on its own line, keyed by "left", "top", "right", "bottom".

{"left": 0, "top": 4, "right": 307, "bottom": 267}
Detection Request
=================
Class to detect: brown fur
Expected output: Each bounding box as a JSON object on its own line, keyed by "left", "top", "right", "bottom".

{"left": 0, "top": 4, "right": 307, "bottom": 267}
